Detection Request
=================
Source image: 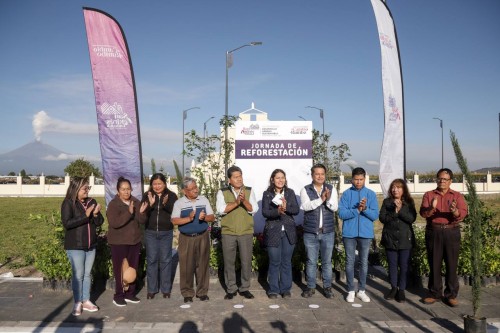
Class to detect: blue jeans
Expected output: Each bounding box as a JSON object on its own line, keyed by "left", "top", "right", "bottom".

{"left": 267, "top": 231, "right": 295, "bottom": 295}
{"left": 144, "top": 229, "right": 173, "bottom": 294}
{"left": 343, "top": 237, "right": 371, "bottom": 292}
{"left": 303, "top": 232, "right": 334, "bottom": 289}
{"left": 66, "top": 248, "right": 96, "bottom": 303}
{"left": 386, "top": 249, "right": 410, "bottom": 290}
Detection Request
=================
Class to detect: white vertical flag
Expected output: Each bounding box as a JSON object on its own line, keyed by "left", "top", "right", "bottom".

{"left": 370, "top": 0, "right": 405, "bottom": 197}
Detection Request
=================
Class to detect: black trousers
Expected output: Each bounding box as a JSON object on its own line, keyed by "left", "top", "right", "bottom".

{"left": 425, "top": 226, "right": 461, "bottom": 299}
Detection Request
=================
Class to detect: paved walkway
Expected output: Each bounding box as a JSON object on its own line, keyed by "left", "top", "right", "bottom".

{"left": 0, "top": 273, "right": 499, "bottom": 333}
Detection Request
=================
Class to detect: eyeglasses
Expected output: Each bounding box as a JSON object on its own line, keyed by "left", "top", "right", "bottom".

{"left": 437, "top": 178, "right": 451, "bottom": 182}
{"left": 81, "top": 186, "right": 92, "bottom": 191}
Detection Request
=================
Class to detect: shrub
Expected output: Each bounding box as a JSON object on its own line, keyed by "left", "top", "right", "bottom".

{"left": 32, "top": 212, "right": 72, "bottom": 280}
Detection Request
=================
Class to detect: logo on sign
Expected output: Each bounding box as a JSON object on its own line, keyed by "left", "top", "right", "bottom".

{"left": 291, "top": 126, "right": 308, "bottom": 135}
{"left": 388, "top": 95, "right": 401, "bottom": 121}
{"left": 379, "top": 33, "right": 393, "bottom": 49}
{"left": 92, "top": 45, "right": 123, "bottom": 58}
{"left": 100, "top": 102, "right": 132, "bottom": 128}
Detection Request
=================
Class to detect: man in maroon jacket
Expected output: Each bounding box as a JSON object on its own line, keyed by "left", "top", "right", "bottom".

{"left": 420, "top": 168, "right": 468, "bottom": 307}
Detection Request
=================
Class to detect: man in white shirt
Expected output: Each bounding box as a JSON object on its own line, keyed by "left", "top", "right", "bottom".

{"left": 300, "top": 164, "right": 338, "bottom": 298}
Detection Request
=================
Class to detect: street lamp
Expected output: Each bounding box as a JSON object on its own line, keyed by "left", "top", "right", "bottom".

{"left": 203, "top": 116, "right": 215, "bottom": 160}
{"left": 298, "top": 116, "right": 307, "bottom": 121}
{"left": 305, "top": 106, "right": 325, "bottom": 136}
{"left": 433, "top": 117, "right": 444, "bottom": 169}
{"left": 224, "top": 41, "right": 263, "bottom": 176}
{"left": 204, "top": 116, "right": 215, "bottom": 140}
{"left": 182, "top": 107, "right": 200, "bottom": 178}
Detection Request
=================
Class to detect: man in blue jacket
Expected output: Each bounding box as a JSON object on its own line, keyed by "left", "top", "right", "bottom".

{"left": 338, "top": 167, "right": 379, "bottom": 303}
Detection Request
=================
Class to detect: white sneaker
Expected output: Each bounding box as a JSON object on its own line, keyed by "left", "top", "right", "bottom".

{"left": 82, "top": 300, "right": 98, "bottom": 312}
{"left": 346, "top": 291, "right": 355, "bottom": 303}
{"left": 357, "top": 290, "right": 371, "bottom": 302}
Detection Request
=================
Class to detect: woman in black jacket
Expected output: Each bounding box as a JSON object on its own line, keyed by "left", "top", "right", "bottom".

{"left": 61, "top": 177, "right": 104, "bottom": 316}
{"left": 141, "top": 173, "right": 178, "bottom": 299}
{"left": 379, "top": 178, "right": 416, "bottom": 303}
{"left": 261, "top": 169, "right": 300, "bottom": 299}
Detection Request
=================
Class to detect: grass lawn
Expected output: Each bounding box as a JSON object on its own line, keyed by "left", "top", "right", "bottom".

{"left": 0, "top": 197, "right": 106, "bottom": 268}
{"left": 1, "top": 193, "right": 499, "bottom": 273}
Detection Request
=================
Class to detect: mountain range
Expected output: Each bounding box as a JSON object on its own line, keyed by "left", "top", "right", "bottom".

{"left": 0, "top": 141, "right": 78, "bottom": 176}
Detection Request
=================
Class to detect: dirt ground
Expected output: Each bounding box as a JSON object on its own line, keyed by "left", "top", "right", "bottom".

{"left": 0, "top": 260, "right": 43, "bottom": 278}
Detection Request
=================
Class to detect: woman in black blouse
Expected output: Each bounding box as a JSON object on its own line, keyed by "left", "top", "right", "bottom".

{"left": 379, "top": 178, "right": 417, "bottom": 303}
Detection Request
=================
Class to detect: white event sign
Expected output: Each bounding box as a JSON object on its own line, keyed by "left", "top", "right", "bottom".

{"left": 235, "top": 120, "right": 313, "bottom": 232}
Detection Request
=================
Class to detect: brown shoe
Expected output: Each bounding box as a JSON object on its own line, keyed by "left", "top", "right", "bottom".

{"left": 447, "top": 297, "right": 459, "bottom": 307}
{"left": 423, "top": 297, "right": 437, "bottom": 304}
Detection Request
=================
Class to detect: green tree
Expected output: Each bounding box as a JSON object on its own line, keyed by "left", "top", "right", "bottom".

{"left": 450, "top": 131, "right": 482, "bottom": 319}
{"left": 183, "top": 115, "right": 238, "bottom": 210}
{"left": 151, "top": 158, "right": 157, "bottom": 175}
{"left": 64, "top": 158, "right": 102, "bottom": 178}
{"left": 311, "top": 129, "right": 351, "bottom": 189}
{"left": 8, "top": 171, "right": 15, "bottom": 176}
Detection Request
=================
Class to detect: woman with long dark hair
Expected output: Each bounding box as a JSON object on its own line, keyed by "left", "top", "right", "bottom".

{"left": 106, "top": 176, "right": 148, "bottom": 307}
{"left": 61, "top": 177, "right": 104, "bottom": 316}
{"left": 141, "top": 173, "right": 178, "bottom": 299}
{"left": 379, "top": 178, "right": 417, "bottom": 303}
{"left": 261, "top": 169, "right": 300, "bottom": 299}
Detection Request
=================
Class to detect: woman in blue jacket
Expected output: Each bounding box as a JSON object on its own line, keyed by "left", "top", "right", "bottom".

{"left": 261, "top": 169, "right": 300, "bottom": 299}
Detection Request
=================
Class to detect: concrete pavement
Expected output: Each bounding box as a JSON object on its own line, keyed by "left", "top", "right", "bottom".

{"left": 1, "top": 272, "right": 500, "bottom": 333}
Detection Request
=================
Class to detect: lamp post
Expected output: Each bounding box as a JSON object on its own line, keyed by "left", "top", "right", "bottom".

{"left": 224, "top": 41, "right": 262, "bottom": 176}
{"left": 203, "top": 116, "right": 215, "bottom": 160}
{"left": 182, "top": 107, "right": 200, "bottom": 178}
{"left": 433, "top": 117, "right": 444, "bottom": 169}
{"left": 298, "top": 116, "right": 307, "bottom": 121}
{"left": 305, "top": 106, "right": 325, "bottom": 136}
{"left": 204, "top": 116, "right": 215, "bottom": 140}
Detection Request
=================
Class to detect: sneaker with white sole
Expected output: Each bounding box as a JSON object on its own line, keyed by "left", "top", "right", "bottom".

{"left": 72, "top": 302, "right": 82, "bottom": 316}
{"left": 357, "top": 290, "right": 371, "bottom": 302}
{"left": 113, "top": 299, "right": 127, "bottom": 307}
{"left": 125, "top": 296, "right": 141, "bottom": 304}
{"left": 346, "top": 291, "right": 355, "bottom": 303}
{"left": 82, "top": 300, "right": 98, "bottom": 312}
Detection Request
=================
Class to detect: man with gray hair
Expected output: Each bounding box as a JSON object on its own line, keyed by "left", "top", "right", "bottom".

{"left": 172, "top": 177, "right": 215, "bottom": 303}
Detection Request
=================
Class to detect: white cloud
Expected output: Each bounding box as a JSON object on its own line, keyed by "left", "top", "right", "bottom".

{"left": 366, "top": 160, "right": 379, "bottom": 166}
{"left": 30, "top": 74, "right": 93, "bottom": 98}
{"left": 32, "top": 111, "right": 97, "bottom": 140}
{"left": 344, "top": 159, "right": 358, "bottom": 167}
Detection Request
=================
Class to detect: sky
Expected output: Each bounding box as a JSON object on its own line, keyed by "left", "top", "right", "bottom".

{"left": 1, "top": 0, "right": 499, "bottom": 176}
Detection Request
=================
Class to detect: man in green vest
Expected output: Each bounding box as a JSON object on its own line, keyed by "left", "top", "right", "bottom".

{"left": 216, "top": 165, "right": 258, "bottom": 299}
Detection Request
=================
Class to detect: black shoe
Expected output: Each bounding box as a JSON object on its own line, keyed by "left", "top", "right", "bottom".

{"left": 396, "top": 290, "right": 406, "bottom": 303}
{"left": 147, "top": 293, "right": 155, "bottom": 300}
{"left": 113, "top": 298, "right": 127, "bottom": 307}
{"left": 324, "top": 287, "right": 334, "bottom": 299}
{"left": 196, "top": 295, "right": 209, "bottom": 301}
{"left": 239, "top": 291, "right": 255, "bottom": 299}
{"left": 301, "top": 288, "right": 315, "bottom": 298}
{"left": 124, "top": 296, "right": 140, "bottom": 304}
{"left": 162, "top": 292, "right": 171, "bottom": 299}
{"left": 282, "top": 292, "right": 291, "bottom": 299}
{"left": 384, "top": 287, "right": 397, "bottom": 300}
{"left": 224, "top": 291, "right": 237, "bottom": 300}
{"left": 268, "top": 293, "right": 278, "bottom": 300}
{"left": 183, "top": 297, "right": 193, "bottom": 303}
